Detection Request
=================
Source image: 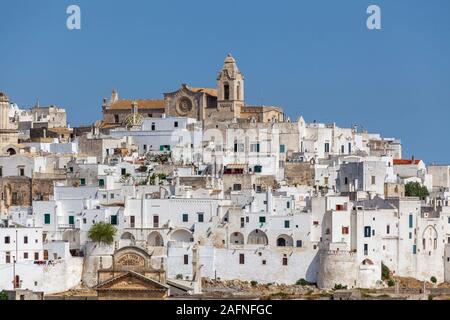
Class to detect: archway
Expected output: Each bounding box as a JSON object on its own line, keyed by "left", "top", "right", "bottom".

{"left": 6, "top": 148, "right": 16, "bottom": 156}
{"left": 230, "top": 232, "right": 244, "bottom": 245}
{"left": 276, "top": 234, "right": 294, "bottom": 247}
{"left": 170, "top": 229, "right": 193, "bottom": 242}
{"left": 422, "top": 226, "right": 438, "bottom": 252}
{"left": 247, "top": 229, "right": 268, "bottom": 245}
{"left": 147, "top": 231, "right": 164, "bottom": 247}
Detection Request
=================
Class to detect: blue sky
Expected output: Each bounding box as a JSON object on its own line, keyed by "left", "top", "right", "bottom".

{"left": 0, "top": 0, "right": 449, "bottom": 163}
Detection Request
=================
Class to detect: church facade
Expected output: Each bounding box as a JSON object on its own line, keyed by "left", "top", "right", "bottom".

{"left": 100, "top": 54, "right": 284, "bottom": 128}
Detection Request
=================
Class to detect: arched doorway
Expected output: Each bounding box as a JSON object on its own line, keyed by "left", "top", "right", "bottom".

{"left": 6, "top": 148, "right": 16, "bottom": 156}
{"left": 147, "top": 231, "right": 164, "bottom": 246}
{"left": 247, "top": 229, "right": 268, "bottom": 245}
{"left": 276, "top": 234, "right": 294, "bottom": 247}
{"left": 170, "top": 229, "right": 193, "bottom": 243}
{"left": 230, "top": 232, "right": 244, "bottom": 245}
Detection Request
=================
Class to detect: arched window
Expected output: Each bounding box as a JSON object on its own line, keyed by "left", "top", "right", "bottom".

{"left": 224, "top": 84, "right": 230, "bottom": 100}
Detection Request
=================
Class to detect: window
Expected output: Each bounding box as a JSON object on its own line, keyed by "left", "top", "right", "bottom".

{"left": 296, "top": 240, "right": 302, "bottom": 248}
{"left": 344, "top": 177, "right": 348, "bottom": 185}
{"left": 364, "top": 244, "right": 368, "bottom": 255}
{"left": 5, "top": 236, "right": 10, "bottom": 244}
{"left": 233, "top": 184, "right": 242, "bottom": 191}
{"left": 224, "top": 84, "right": 230, "bottom": 100}
{"left": 364, "top": 226, "right": 371, "bottom": 238}
{"left": 24, "top": 252, "right": 28, "bottom": 259}
{"left": 413, "top": 244, "right": 417, "bottom": 254}
{"left": 198, "top": 213, "right": 204, "bottom": 223}
{"left": 24, "top": 236, "right": 28, "bottom": 244}
{"left": 151, "top": 123, "right": 156, "bottom": 131}
{"left": 184, "top": 255, "right": 189, "bottom": 265}
{"left": 80, "top": 178, "right": 86, "bottom": 186}
{"left": 286, "top": 202, "right": 290, "bottom": 209}
{"left": 160, "top": 145, "right": 171, "bottom": 151}
{"left": 111, "top": 215, "right": 118, "bottom": 226}
{"left": 110, "top": 193, "right": 115, "bottom": 199}
{"left": 348, "top": 143, "right": 352, "bottom": 154}
{"left": 153, "top": 215, "right": 159, "bottom": 228}
{"left": 371, "top": 176, "right": 376, "bottom": 185}
{"left": 409, "top": 232, "right": 412, "bottom": 239}
{"left": 18, "top": 167, "right": 25, "bottom": 176}
{"left": 341, "top": 145, "right": 345, "bottom": 154}
{"left": 174, "top": 121, "right": 179, "bottom": 128}
{"left": 282, "top": 257, "right": 288, "bottom": 266}
{"left": 44, "top": 214, "right": 51, "bottom": 224}
{"left": 324, "top": 142, "right": 330, "bottom": 153}
{"left": 254, "top": 165, "right": 262, "bottom": 173}
{"left": 279, "top": 144, "right": 286, "bottom": 153}
{"left": 0, "top": 166, "right": 2, "bottom": 177}
{"left": 250, "top": 143, "right": 260, "bottom": 153}
{"left": 114, "top": 114, "right": 119, "bottom": 123}
{"left": 342, "top": 226, "right": 349, "bottom": 235}
{"left": 5, "top": 252, "right": 11, "bottom": 264}
{"left": 98, "top": 179, "right": 105, "bottom": 187}
{"left": 182, "top": 214, "right": 189, "bottom": 222}
{"left": 240, "top": 217, "right": 245, "bottom": 228}
{"left": 130, "top": 216, "right": 135, "bottom": 228}
{"left": 69, "top": 216, "right": 75, "bottom": 225}
{"left": 409, "top": 214, "right": 413, "bottom": 228}
{"left": 262, "top": 260, "right": 267, "bottom": 265}
{"left": 239, "top": 253, "right": 245, "bottom": 264}
{"left": 246, "top": 216, "right": 249, "bottom": 223}
{"left": 386, "top": 224, "right": 390, "bottom": 234}
{"left": 259, "top": 216, "right": 266, "bottom": 224}
{"left": 284, "top": 220, "right": 290, "bottom": 228}
{"left": 279, "top": 160, "right": 285, "bottom": 168}
{"left": 121, "top": 168, "right": 126, "bottom": 175}
{"left": 34, "top": 252, "right": 39, "bottom": 260}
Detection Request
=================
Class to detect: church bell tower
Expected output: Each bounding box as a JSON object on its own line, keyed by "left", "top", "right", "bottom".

{"left": 217, "top": 54, "right": 244, "bottom": 120}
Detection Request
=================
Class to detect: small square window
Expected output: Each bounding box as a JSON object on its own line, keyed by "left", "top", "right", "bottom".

{"left": 182, "top": 214, "right": 189, "bottom": 222}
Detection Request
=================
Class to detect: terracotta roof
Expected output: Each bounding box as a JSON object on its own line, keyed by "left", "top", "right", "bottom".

{"left": 190, "top": 87, "right": 218, "bottom": 97}
{"left": 393, "top": 159, "right": 421, "bottom": 165}
{"left": 109, "top": 99, "right": 165, "bottom": 110}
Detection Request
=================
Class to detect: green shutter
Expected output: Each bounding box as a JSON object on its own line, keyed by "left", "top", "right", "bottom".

{"left": 80, "top": 178, "right": 86, "bottom": 186}
{"left": 44, "top": 214, "right": 51, "bottom": 224}
{"left": 69, "top": 216, "right": 75, "bottom": 225}
{"left": 111, "top": 215, "right": 117, "bottom": 225}
{"left": 99, "top": 179, "right": 105, "bottom": 187}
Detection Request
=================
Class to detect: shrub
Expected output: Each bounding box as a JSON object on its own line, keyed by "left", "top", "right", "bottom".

{"left": 387, "top": 279, "right": 395, "bottom": 287}
{"left": 431, "top": 276, "right": 437, "bottom": 284}
{"left": 333, "top": 284, "right": 348, "bottom": 290}
{"left": 296, "top": 278, "right": 310, "bottom": 286}
{"left": 137, "top": 165, "right": 148, "bottom": 173}
{"left": 250, "top": 280, "right": 258, "bottom": 286}
{"left": 176, "top": 274, "right": 183, "bottom": 280}
{"left": 0, "top": 291, "right": 8, "bottom": 300}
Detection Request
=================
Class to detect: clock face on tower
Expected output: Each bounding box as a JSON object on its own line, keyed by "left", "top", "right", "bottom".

{"left": 176, "top": 97, "right": 193, "bottom": 116}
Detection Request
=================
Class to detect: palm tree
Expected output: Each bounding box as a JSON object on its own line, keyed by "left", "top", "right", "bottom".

{"left": 88, "top": 222, "right": 117, "bottom": 245}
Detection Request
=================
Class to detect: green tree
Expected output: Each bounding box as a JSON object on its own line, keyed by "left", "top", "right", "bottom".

{"left": 430, "top": 276, "right": 437, "bottom": 284}
{"left": 405, "top": 182, "right": 429, "bottom": 199}
{"left": 88, "top": 222, "right": 117, "bottom": 245}
{"left": 381, "top": 263, "right": 391, "bottom": 281}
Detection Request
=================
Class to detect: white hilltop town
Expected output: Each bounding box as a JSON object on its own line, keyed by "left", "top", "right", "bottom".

{"left": 1, "top": 54, "right": 450, "bottom": 300}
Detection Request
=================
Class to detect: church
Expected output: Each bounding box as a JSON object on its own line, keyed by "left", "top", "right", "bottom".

{"left": 100, "top": 54, "right": 284, "bottom": 129}
{"left": 0, "top": 92, "right": 19, "bottom": 155}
